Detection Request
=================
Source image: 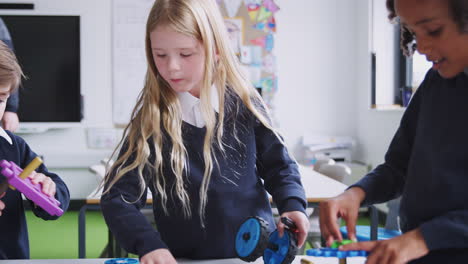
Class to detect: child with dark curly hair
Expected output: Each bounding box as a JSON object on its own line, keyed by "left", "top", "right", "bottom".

{"left": 319, "top": 0, "right": 468, "bottom": 263}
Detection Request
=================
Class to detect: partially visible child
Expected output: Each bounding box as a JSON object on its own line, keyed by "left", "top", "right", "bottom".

{"left": 0, "top": 40, "right": 70, "bottom": 259}
{"left": 101, "top": 0, "right": 309, "bottom": 262}
{"left": 0, "top": 17, "right": 20, "bottom": 132}
{"left": 319, "top": 0, "right": 468, "bottom": 263}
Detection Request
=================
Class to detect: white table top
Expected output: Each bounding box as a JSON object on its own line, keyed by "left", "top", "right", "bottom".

{"left": 298, "top": 165, "right": 347, "bottom": 202}
{"left": 0, "top": 256, "right": 366, "bottom": 264}
{"left": 86, "top": 165, "right": 347, "bottom": 203}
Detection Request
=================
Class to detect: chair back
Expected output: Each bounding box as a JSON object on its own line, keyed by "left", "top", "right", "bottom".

{"left": 317, "top": 163, "right": 350, "bottom": 183}
{"left": 313, "top": 158, "right": 336, "bottom": 172}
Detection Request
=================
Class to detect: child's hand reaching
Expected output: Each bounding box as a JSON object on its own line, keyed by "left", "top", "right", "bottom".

{"left": 277, "top": 211, "right": 310, "bottom": 248}
{"left": 0, "top": 192, "right": 5, "bottom": 216}
{"left": 28, "top": 171, "right": 56, "bottom": 197}
{"left": 141, "top": 248, "right": 177, "bottom": 264}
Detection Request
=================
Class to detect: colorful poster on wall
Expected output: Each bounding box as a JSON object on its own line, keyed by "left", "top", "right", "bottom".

{"left": 217, "top": 0, "right": 279, "bottom": 118}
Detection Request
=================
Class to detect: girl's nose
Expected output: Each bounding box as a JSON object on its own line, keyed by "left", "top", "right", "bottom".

{"left": 168, "top": 57, "right": 181, "bottom": 71}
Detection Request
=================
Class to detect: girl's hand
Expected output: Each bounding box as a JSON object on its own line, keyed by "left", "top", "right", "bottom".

{"left": 0, "top": 192, "right": 5, "bottom": 216}
{"left": 319, "top": 187, "right": 365, "bottom": 246}
{"left": 277, "top": 211, "right": 310, "bottom": 248}
{"left": 28, "top": 171, "right": 56, "bottom": 197}
{"left": 141, "top": 248, "right": 177, "bottom": 264}
{"left": 340, "top": 228, "right": 429, "bottom": 264}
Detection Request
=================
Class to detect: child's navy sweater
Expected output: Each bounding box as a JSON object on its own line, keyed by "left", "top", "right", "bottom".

{"left": 0, "top": 130, "right": 70, "bottom": 259}
{"left": 101, "top": 97, "right": 307, "bottom": 259}
{"left": 353, "top": 69, "right": 468, "bottom": 260}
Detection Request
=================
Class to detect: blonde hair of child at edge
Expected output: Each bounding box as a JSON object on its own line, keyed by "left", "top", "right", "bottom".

{"left": 0, "top": 40, "right": 23, "bottom": 94}
{"left": 103, "top": 0, "right": 281, "bottom": 225}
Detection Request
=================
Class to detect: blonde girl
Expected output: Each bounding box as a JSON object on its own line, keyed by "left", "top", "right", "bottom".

{"left": 101, "top": 0, "right": 309, "bottom": 263}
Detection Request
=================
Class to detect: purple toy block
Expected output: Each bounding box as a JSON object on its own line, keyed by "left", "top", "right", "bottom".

{"left": 0, "top": 160, "right": 63, "bottom": 216}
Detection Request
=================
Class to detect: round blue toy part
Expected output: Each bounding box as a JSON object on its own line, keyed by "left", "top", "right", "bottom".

{"left": 306, "top": 248, "right": 369, "bottom": 258}
{"left": 340, "top": 225, "right": 402, "bottom": 241}
{"left": 104, "top": 258, "right": 139, "bottom": 264}
{"left": 235, "top": 216, "right": 269, "bottom": 262}
{"left": 263, "top": 229, "right": 297, "bottom": 264}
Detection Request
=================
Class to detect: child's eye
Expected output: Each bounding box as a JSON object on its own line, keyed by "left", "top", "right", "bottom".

{"left": 181, "top": 53, "right": 192, "bottom": 57}
{"left": 428, "top": 27, "right": 443, "bottom": 37}
{"left": 155, "top": 54, "right": 166, "bottom": 58}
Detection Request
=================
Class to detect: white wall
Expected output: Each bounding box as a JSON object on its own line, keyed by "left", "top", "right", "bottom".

{"left": 276, "top": 0, "right": 405, "bottom": 173}
{"left": 275, "top": 0, "right": 359, "bottom": 147}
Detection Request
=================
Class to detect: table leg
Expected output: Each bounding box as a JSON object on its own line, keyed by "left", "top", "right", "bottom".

{"left": 78, "top": 204, "right": 88, "bottom": 258}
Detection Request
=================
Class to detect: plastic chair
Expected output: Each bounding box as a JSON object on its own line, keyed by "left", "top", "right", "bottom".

{"left": 313, "top": 158, "right": 336, "bottom": 172}
{"left": 340, "top": 198, "right": 402, "bottom": 241}
{"left": 316, "top": 163, "right": 351, "bottom": 183}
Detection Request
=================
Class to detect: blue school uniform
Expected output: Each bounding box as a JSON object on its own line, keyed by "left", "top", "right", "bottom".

{"left": 352, "top": 69, "right": 468, "bottom": 263}
{"left": 0, "top": 129, "right": 70, "bottom": 259}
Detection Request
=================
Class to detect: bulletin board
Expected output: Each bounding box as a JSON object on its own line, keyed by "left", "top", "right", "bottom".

{"left": 216, "top": 0, "right": 280, "bottom": 115}
{"left": 112, "top": 0, "right": 280, "bottom": 126}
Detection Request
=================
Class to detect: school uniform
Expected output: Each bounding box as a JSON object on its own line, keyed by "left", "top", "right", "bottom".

{"left": 352, "top": 69, "right": 468, "bottom": 263}
{"left": 0, "top": 128, "right": 70, "bottom": 259}
{"left": 101, "top": 89, "right": 306, "bottom": 259}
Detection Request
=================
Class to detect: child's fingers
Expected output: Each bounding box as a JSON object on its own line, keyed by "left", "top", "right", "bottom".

{"left": 0, "top": 200, "right": 5, "bottom": 216}
{"left": 29, "top": 172, "right": 56, "bottom": 196}
{"left": 40, "top": 177, "right": 56, "bottom": 197}
{"left": 0, "top": 192, "right": 5, "bottom": 199}
{"left": 340, "top": 240, "right": 377, "bottom": 251}
{"left": 276, "top": 219, "right": 285, "bottom": 238}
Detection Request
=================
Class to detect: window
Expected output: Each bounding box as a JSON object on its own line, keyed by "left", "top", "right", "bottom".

{"left": 370, "top": 0, "right": 431, "bottom": 109}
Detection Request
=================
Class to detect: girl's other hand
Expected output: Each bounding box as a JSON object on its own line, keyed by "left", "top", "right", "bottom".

{"left": 319, "top": 187, "right": 365, "bottom": 246}
{"left": 277, "top": 211, "right": 310, "bottom": 248}
{"left": 141, "top": 248, "right": 177, "bottom": 264}
{"left": 28, "top": 171, "right": 56, "bottom": 197}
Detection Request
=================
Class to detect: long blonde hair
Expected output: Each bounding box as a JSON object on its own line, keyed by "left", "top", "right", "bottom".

{"left": 103, "top": 0, "right": 277, "bottom": 224}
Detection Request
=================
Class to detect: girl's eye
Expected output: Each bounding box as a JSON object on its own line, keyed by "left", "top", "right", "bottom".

{"left": 156, "top": 54, "right": 166, "bottom": 58}
{"left": 181, "top": 53, "right": 192, "bottom": 57}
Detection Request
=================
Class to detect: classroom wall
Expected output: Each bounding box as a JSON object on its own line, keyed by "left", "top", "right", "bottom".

{"left": 354, "top": 0, "right": 403, "bottom": 170}
{"left": 274, "top": 0, "right": 359, "bottom": 147}
{"left": 5, "top": 0, "right": 403, "bottom": 199}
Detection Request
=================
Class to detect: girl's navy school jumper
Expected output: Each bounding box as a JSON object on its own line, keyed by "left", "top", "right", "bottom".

{"left": 101, "top": 95, "right": 307, "bottom": 259}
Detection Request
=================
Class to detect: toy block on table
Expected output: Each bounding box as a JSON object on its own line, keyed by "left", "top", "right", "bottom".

{"left": 0, "top": 159, "right": 63, "bottom": 216}
{"left": 306, "top": 248, "right": 369, "bottom": 258}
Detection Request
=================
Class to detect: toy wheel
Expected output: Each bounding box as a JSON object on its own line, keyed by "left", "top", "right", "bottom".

{"left": 235, "top": 216, "right": 269, "bottom": 262}
{"left": 263, "top": 229, "right": 298, "bottom": 264}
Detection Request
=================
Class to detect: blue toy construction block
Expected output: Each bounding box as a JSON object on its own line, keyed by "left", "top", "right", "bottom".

{"left": 306, "top": 248, "right": 369, "bottom": 258}
{"left": 340, "top": 225, "right": 401, "bottom": 241}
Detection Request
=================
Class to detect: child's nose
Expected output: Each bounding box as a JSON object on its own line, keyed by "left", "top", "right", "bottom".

{"left": 415, "top": 37, "right": 431, "bottom": 56}
{"left": 168, "top": 57, "right": 181, "bottom": 71}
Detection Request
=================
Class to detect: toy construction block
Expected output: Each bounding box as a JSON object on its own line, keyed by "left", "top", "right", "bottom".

{"left": 0, "top": 158, "right": 63, "bottom": 216}
{"left": 306, "top": 248, "right": 369, "bottom": 258}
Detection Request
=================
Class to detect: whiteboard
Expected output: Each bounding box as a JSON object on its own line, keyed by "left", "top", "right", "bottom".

{"left": 112, "top": 0, "right": 154, "bottom": 126}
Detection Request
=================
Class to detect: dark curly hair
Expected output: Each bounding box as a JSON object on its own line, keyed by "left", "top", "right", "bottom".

{"left": 386, "top": 0, "right": 468, "bottom": 56}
